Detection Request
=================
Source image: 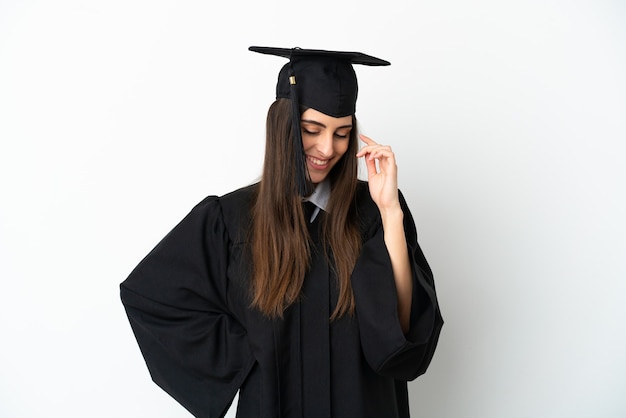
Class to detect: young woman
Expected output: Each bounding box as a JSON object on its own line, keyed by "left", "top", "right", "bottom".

{"left": 121, "top": 46, "right": 443, "bottom": 418}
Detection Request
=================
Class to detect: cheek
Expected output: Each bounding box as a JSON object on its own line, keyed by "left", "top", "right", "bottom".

{"left": 334, "top": 140, "right": 350, "bottom": 157}
{"left": 301, "top": 137, "right": 314, "bottom": 150}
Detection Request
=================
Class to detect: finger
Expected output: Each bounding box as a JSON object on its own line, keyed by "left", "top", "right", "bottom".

{"left": 356, "top": 135, "right": 377, "bottom": 158}
{"left": 367, "top": 147, "right": 394, "bottom": 161}
{"left": 359, "top": 134, "right": 377, "bottom": 146}
{"left": 365, "top": 153, "right": 378, "bottom": 176}
{"left": 358, "top": 145, "right": 391, "bottom": 159}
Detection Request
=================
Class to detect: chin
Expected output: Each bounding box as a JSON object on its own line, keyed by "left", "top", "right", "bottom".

{"left": 309, "top": 174, "right": 327, "bottom": 184}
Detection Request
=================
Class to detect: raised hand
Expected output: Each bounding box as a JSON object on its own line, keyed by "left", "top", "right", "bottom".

{"left": 357, "top": 133, "right": 412, "bottom": 332}
{"left": 356, "top": 134, "right": 401, "bottom": 213}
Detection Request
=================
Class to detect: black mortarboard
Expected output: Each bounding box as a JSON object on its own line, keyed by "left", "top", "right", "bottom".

{"left": 249, "top": 46, "right": 390, "bottom": 196}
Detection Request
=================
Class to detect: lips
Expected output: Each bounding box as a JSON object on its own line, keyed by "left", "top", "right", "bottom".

{"left": 306, "top": 155, "right": 331, "bottom": 169}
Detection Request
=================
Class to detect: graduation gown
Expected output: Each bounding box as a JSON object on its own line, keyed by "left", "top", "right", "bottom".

{"left": 120, "top": 181, "right": 443, "bottom": 418}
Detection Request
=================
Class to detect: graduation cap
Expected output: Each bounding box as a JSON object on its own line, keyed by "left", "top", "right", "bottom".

{"left": 249, "top": 46, "right": 390, "bottom": 196}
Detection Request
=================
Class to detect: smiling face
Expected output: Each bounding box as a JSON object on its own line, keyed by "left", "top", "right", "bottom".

{"left": 300, "top": 108, "right": 353, "bottom": 185}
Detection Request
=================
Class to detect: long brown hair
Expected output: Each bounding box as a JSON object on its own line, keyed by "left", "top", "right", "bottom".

{"left": 250, "top": 99, "right": 362, "bottom": 319}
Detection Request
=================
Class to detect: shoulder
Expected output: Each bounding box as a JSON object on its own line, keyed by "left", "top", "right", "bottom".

{"left": 215, "top": 183, "right": 258, "bottom": 243}
{"left": 218, "top": 183, "right": 258, "bottom": 212}
{"left": 191, "top": 183, "right": 257, "bottom": 213}
{"left": 355, "top": 180, "right": 377, "bottom": 214}
{"left": 354, "top": 181, "right": 380, "bottom": 237}
{"left": 176, "top": 184, "right": 257, "bottom": 246}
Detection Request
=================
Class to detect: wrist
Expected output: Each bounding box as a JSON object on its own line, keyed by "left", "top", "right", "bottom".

{"left": 379, "top": 204, "right": 404, "bottom": 223}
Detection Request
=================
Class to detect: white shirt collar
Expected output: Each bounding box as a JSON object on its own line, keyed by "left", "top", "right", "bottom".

{"left": 303, "top": 179, "right": 330, "bottom": 222}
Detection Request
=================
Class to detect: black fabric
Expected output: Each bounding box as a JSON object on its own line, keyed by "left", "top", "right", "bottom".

{"left": 120, "top": 181, "right": 443, "bottom": 418}
{"left": 248, "top": 47, "right": 390, "bottom": 66}
{"left": 249, "top": 46, "right": 390, "bottom": 118}
{"left": 302, "top": 200, "right": 316, "bottom": 223}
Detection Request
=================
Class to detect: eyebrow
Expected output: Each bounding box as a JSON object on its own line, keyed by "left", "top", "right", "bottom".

{"left": 301, "top": 119, "right": 353, "bottom": 130}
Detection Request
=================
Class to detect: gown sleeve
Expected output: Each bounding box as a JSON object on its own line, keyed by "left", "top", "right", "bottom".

{"left": 120, "top": 196, "right": 255, "bottom": 418}
{"left": 351, "top": 190, "right": 444, "bottom": 381}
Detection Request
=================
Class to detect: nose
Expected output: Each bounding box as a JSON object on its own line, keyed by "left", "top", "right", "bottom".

{"left": 315, "top": 132, "right": 334, "bottom": 157}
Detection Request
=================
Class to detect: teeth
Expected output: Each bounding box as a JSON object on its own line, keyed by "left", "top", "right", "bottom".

{"left": 308, "top": 156, "right": 329, "bottom": 166}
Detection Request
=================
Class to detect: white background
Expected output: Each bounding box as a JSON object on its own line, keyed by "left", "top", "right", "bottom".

{"left": 1, "top": 1, "right": 624, "bottom": 417}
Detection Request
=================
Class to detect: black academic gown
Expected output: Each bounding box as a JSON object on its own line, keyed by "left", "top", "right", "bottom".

{"left": 120, "top": 181, "right": 443, "bottom": 418}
